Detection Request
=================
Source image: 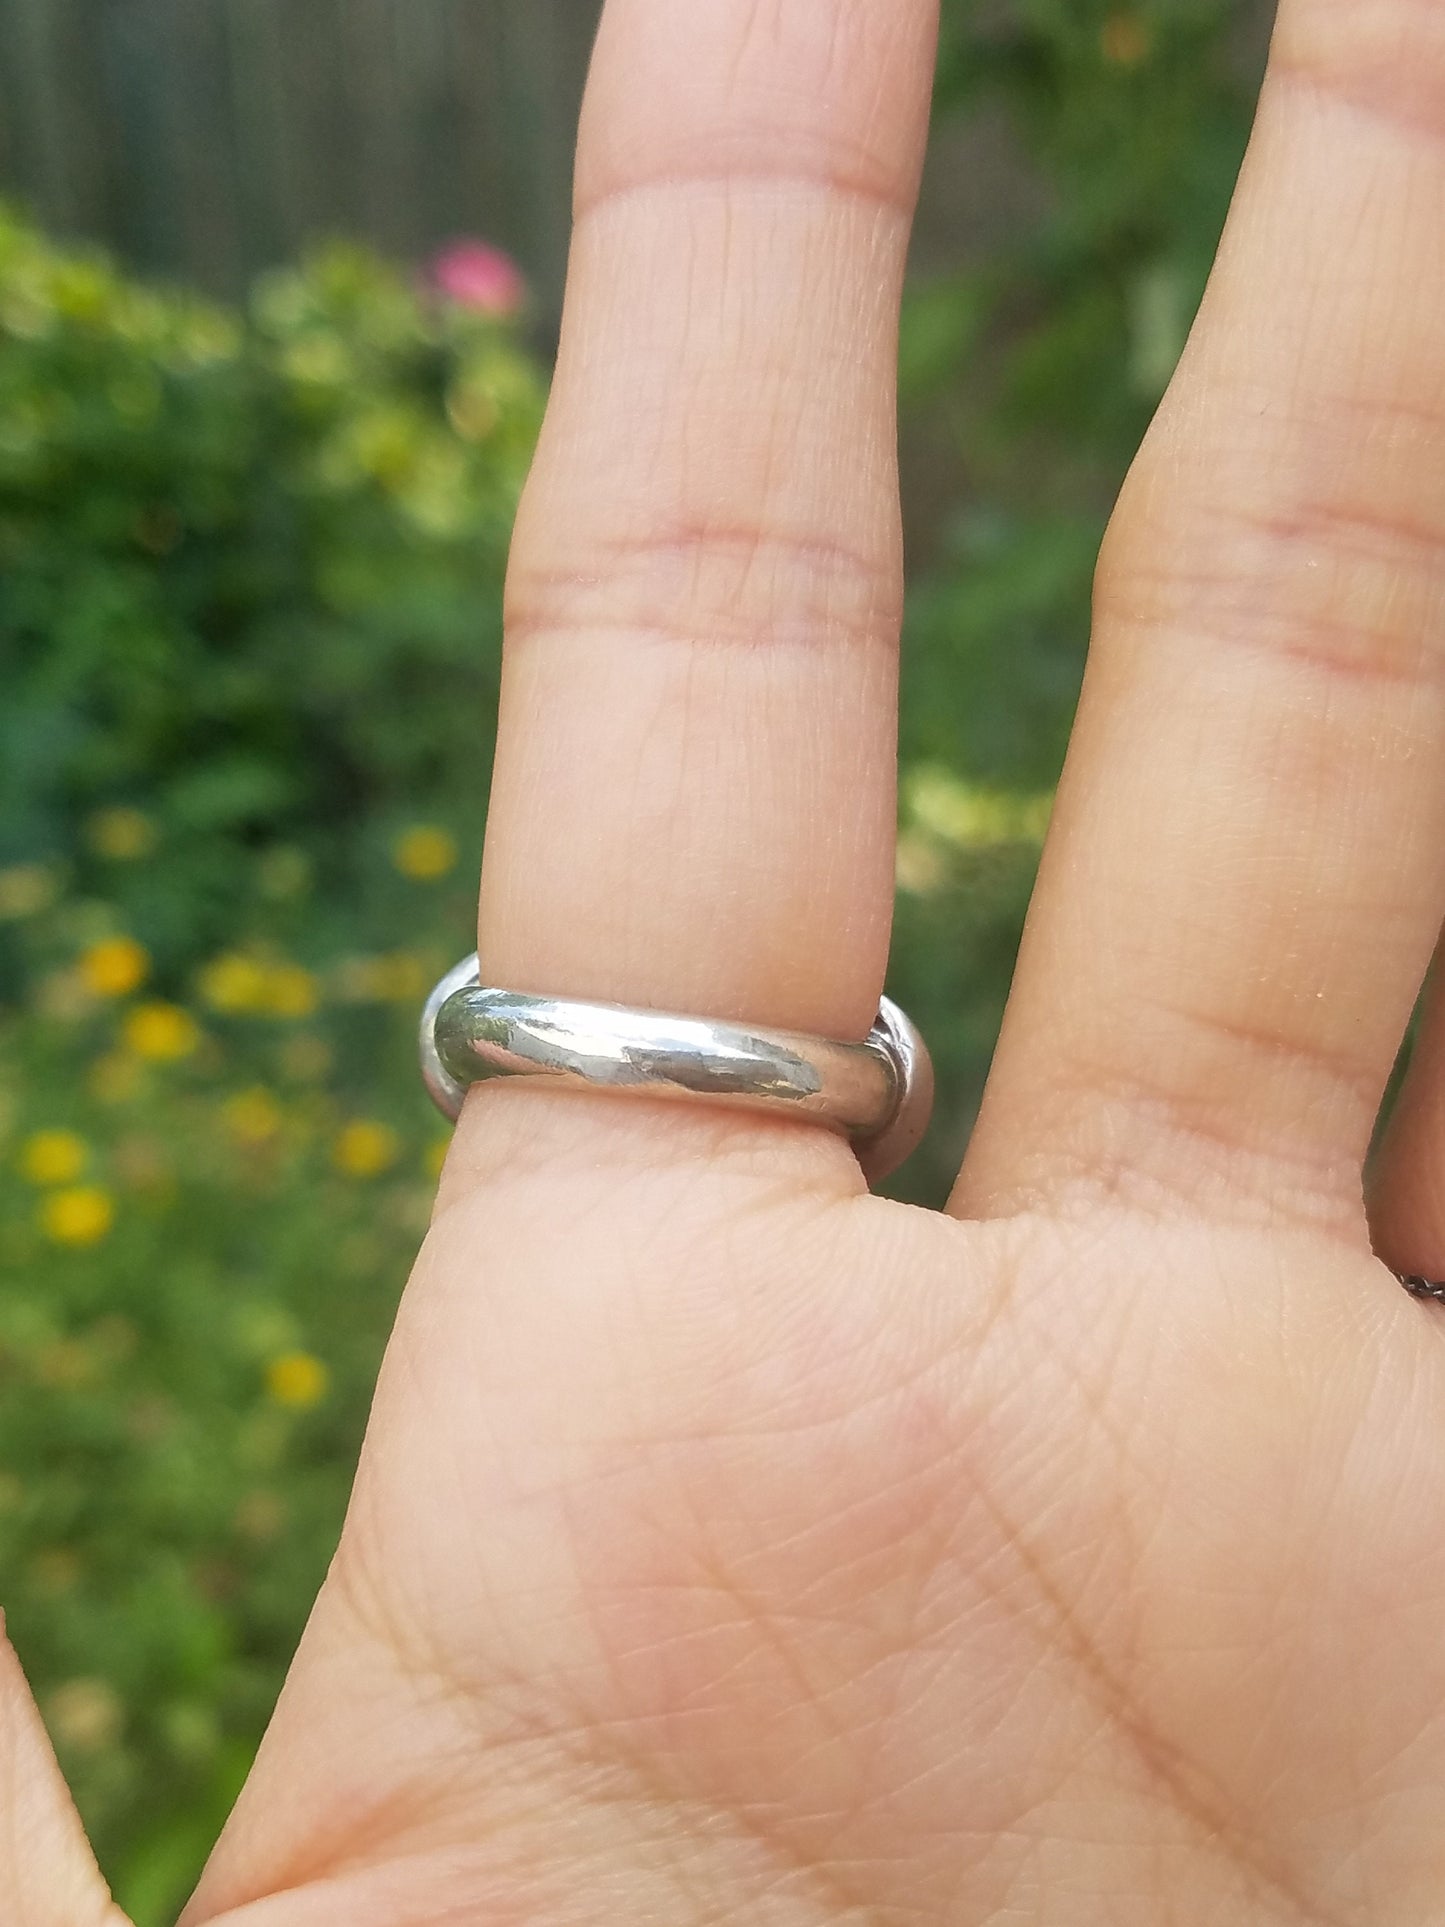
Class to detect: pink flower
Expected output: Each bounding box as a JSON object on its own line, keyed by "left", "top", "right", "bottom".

{"left": 430, "top": 240, "right": 527, "bottom": 317}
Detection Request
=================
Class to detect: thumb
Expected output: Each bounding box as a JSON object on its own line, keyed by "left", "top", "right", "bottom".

{"left": 0, "top": 1622, "right": 126, "bottom": 1926}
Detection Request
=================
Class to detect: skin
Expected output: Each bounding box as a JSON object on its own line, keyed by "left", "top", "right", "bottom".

{"left": 10, "top": 0, "right": 1445, "bottom": 1919}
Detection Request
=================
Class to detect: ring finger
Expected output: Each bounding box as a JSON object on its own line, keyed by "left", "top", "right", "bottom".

{"left": 479, "top": 0, "right": 939, "bottom": 1049}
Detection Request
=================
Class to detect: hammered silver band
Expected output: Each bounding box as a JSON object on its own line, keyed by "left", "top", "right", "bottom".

{"left": 420, "top": 955, "right": 933, "bottom": 1182}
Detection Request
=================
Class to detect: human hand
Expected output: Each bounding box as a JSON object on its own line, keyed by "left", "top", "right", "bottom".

{"left": 14, "top": 1, "right": 1445, "bottom": 1920}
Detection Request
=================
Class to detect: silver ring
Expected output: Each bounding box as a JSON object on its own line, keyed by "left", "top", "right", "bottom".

{"left": 420, "top": 955, "right": 933, "bottom": 1183}
{"left": 1398, "top": 1272, "right": 1445, "bottom": 1304}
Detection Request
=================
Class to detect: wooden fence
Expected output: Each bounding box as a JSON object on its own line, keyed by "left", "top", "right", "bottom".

{"left": 0, "top": 1, "right": 1277, "bottom": 321}
{"left": 0, "top": 0, "right": 601, "bottom": 303}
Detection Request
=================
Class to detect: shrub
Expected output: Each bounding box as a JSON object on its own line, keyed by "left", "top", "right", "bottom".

{"left": 0, "top": 212, "right": 543, "bottom": 1918}
{"left": 891, "top": 0, "right": 1252, "bottom": 1188}
{"left": 0, "top": 210, "right": 542, "bottom": 979}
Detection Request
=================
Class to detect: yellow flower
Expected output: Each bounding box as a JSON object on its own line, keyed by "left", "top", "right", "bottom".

{"left": 79, "top": 935, "right": 149, "bottom": 998}
{"left": 198, "top": 952, "right": 318, "bottom": 1018}
{"left": 382, "top": 953, "right": 432, "bottom": 1001}
{"left": 393, "top": 825, "right": 457, "bottom": 881}
{"left": 334, "top": 956, "right": 387, "bottom": 1002}
{"left": 199, "top": 952, "right": 272, "bottom": 1013}
{"left": 35, "top": 1338, "right": 97, "bottom": 1389}
{"left": 279, "top": 1034, "right": 332, "bottom": 1083}
{"left": 113, "top": 1135, "right": 171, "bottom": 1193}
{"left": 894, "top": 832, "right": 947, "bottom": 898}
{"left": 224, "top": 1087, "right": 284, "bottom": 1146}
{"left": 89, "top": 1051, "right": 141, "bottom": 1104}
{"left": 123, "top": 1001, "right": 200, "bottom": 1061}
{"left": 234, "top": 1490, "right": 287, "bottom": 1541}
{"left": 36, "top": 969, "right": 93, "bottom": 1022}
{"left": 47, "top": 1678, "right": 121, "bottom": 1753}
{"left": 31, "top": 1550, "right": 82, "bottom": 1596}
{"left": 0, "top": 863, "right": 60, "bottom": 920}
{"left": 40, "top": 1186, "right": 115, "bottom": 1247}
{"left": 264, "top": 963, "right": 318, "bottom": 1019}
{"left": 336, "top": 951, "right": 430, "bottom": 1003}
{"left": 333, "top": 1119, "right": 399, "bottom": 1179}
{"left": 902, "top": 768, "right": 1054, "bottom": 851}
{"left": 20, "top": 1129, "right": 88, "bottom": 1186}
{"left": 87, "top": 807, "right": 156, "bottom": 860}
{"left": 265, "top": 1351, "right": 329, "bottom": 1411}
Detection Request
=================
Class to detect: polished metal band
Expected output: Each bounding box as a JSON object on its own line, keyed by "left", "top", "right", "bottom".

{"left": 420, "top": 954, "right": 933, "bottom": 1182}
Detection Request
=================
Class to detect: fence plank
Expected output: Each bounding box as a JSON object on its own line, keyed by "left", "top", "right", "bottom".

{"left": 0, "top": 0, "right": 601, "bottom": 306}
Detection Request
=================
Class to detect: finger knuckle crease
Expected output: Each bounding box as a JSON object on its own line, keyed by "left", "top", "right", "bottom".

{"left": 1097, "top": 496, "right": 1445, "bottom": 694}
{"left": 507, "top": 522, "right": 901, "bottom": 651}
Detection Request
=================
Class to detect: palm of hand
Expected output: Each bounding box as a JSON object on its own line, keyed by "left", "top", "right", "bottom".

{"left": 12, "top": 0, "right": 1445, "bottom": 1921}
{"left": 175, "top": 1102, "right": 1444, "bottom": 1923}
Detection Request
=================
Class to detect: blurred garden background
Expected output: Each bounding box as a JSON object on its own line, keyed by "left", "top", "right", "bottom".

{"left": 0, "top": 1, "right": 1272, "bottom": 1917}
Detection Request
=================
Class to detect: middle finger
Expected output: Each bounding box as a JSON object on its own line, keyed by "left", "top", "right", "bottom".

{"left": 954, "top": 0, "right": 1445, "bottom": 1240}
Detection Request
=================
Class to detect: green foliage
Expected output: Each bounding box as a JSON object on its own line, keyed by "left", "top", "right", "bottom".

{"left": 894, "top": 0, "right": 1253, "bottom": 1188}
{"left": 0, "top": 6, "right": 1259, "bottom": 1916}
{"left": 0, "top": 210, "right": 542, "bottom": 976}
{"left": 927, "top": 0, "right": 1250, "bottom": 450}
{"left": 0, "top": 209, "right": 541, "bottom": 1920}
